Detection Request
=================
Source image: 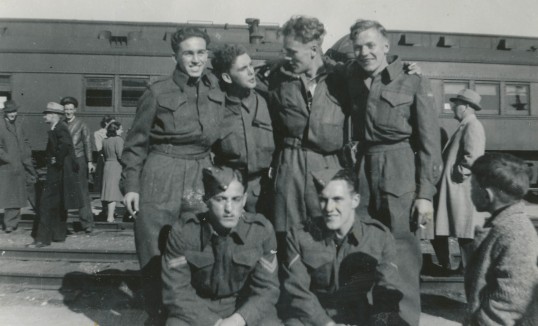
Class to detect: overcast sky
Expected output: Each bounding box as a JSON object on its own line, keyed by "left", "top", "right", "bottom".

{"left": 1, "top": 0, "right": 537, "bottom": 49}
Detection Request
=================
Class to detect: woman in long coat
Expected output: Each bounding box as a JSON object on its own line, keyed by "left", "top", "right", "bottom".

{"left": 431, "top": 89, "right": 487, "bottom": 269}
{"left": 0, "top": 100, "right": 36, "bottom": 232}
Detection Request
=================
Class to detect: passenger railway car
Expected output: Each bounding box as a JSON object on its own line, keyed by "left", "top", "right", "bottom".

{"left": 329, "top": 31, "right": 538, "bottom": 185}
{"left": 0, "top": 18, "right": 282, "bottom": 153}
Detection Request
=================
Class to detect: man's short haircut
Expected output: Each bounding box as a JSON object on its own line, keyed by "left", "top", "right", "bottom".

{"left": 280, "top": 15, "right": 326, "bottom": 45}
{"left": 60, "top": 96, "right": 79, "bottom": 108}
{"left": 349, "top": 19, "right": 388, "bottom": 41}
{"left": 471, "top": 153, "right": 531, "bottom": 202}
{"left": 331, "top": 169, "right": 360, "bottom": 194}
{"left": 212, "top": 44, "right": 248, "bottom": 76}
{"left": 171, "top": 27, "right": 211, "bottom": 54}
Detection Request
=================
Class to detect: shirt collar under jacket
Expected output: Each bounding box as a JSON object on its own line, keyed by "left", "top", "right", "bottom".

{"left": 172, "top": 66, "right": 214, "bottom": 92}
{"left": 199, "top": 212, "right": 248, "bottom": 250}
{"left": 323, "top": 217, "right": 361, "bottom": 247}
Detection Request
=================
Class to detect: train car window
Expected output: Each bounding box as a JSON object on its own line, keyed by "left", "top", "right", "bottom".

{"left": 505, "top": 84, "right": 530, "bottom": 115}
{"left": 121, "top": 78, "right": 149, "bottom": 108}
{"left": 84, "top": 77, "right": 113, "bottom": 108}
{"left": 0, "top": 75, "right": 11, "bottom": 101}
{"left": 475, "top": 83, "right": 500, "bottom": 114}
{"left": 443, "top": 81, "right": 468, "bottom": 111}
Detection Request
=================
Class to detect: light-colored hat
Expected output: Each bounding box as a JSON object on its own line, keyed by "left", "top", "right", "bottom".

{"left": 43, "top": 102, "right": 65, "bottom": 114}
{"left": 450, "top": 89, "right": 482, "bottom": 111}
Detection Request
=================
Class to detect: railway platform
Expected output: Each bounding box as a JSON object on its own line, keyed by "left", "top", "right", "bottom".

{"left": 0, "top": 199, "right": 537, "bottom": 325}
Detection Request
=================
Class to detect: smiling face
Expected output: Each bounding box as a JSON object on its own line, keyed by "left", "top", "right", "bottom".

{"left": 319, "top": 179, "right": 359, "bottom": 236}
{"left": 206, "top": 179, "right": 247, "bottom": 230}
{"left": 175, "top": 36, "right": 208, "bottom": 78}
{"left": 63, "top": 104, "right": 76, "bottom": 120}
{"left": 222, "top": 53, "right": 257, "bottom": 90}
{"left": 352, "top": 27, "right": 389, "bottom": 75}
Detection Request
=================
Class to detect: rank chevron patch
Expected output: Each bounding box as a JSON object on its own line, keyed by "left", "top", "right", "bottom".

{"left": 259, "top": 256, "right": 277, "bottom": 273}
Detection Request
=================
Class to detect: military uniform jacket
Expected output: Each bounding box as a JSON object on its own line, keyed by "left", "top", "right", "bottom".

{"left": 347, "top": 57, "right": 442, "bottom": 200}
{"left": 122, "top": 68, "right": 224, "bottom": 193}
{"left": 213, "top": 90, "right": 275, "bottom": 175}
{"left": 268, "top": 59, "right": 349, "bottom": 154}
{"left": 282, "top": 216, "right": 403, "bottom": 325}
{"left": 162, "top": 211, "right": 279, "bottom": 326}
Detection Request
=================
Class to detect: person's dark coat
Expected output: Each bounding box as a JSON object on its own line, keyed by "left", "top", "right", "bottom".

{"left": 44, "top": 120, "right": 83, "bottom": 209}
{"left": 0, "top": 117, "right": 34, "bottom": 208}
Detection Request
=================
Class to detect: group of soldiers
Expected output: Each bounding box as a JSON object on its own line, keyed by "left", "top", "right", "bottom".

{"left": 121, "top": 15, "right": 441, "bottom": 326}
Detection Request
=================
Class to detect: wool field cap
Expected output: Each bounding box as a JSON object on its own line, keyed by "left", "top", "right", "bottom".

{"left": 43, "top": 102, "right": 65, "bottom": 114}
{"left": 202, "top": 166, "right": 243, "bottom": 198}
{"left": 450, "top": 89, "right": 483, "bottom": 111}
{"left": 311, "top": 168, "right": 343, "bottom": 190}
{"left": 3, "top": 100, "right": 19, "bottom": 113}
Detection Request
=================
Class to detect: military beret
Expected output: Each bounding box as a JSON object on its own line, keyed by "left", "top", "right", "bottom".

{"left": 203, "top": 166, "right": 243, "bottom": 199}
{"left": 43, "top": 102, "right": 65, "bottom": 115}
{"left": 60, "top": 96, "right": 79, "bottom": 107}
{"left": 311, "top": 168, "right": 342, "bottom": 190}
{"left": 3, "top": 100, "right": 19, "bottom": 113}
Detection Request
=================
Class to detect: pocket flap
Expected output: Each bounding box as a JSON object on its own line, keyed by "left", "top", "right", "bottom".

{"left": 157, "top": 92, "right": 187, "bottom": 111}
{"left": 302, "top": 250, "right": 333, "bottom": 269}
{"left": 208, "top": 89, "right": 225, "bottom": 104}
{"left": 381, "top": 91, "right": 413, "bottom": 107}
{"left": 232, "top": 249, "right": 260, "bottom": 267}
{"left": 185, "top": 250, "right": 214, "bottom": 269}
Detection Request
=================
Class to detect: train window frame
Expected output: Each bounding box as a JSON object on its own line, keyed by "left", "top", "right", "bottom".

{"left": 83, "top": 76, "right": 115, "bottom": 112}
{"left": 0, "top": 75, "right": 12, "bottom": 103}
{"left": 473, "top": 81, "right": 500, "bottom": 115}
{"left": 118, "top": 76, "right": 150, "bottom": 112}
{"left": 442, "top": 80, "right": 469, "bottom": 113}
{"left": 504, "top": 83, "right": 530, "bottom": 116}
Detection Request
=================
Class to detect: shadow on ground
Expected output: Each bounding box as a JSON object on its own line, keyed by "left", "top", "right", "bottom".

{"left": 60, "top": 270, "right": 147, "bottom": 326}
{"left": 421, "top": 293, "right": 467, "bottom": 324}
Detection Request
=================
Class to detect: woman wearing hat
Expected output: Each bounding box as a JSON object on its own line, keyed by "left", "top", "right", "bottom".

{"left": 430, "top": 89, "right": 487, "bottom": 271}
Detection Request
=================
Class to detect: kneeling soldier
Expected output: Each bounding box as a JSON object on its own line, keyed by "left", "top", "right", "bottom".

{"left": 282, "top": 169, "right": 406, "bottom": 326}
{"left": 162, "top": 166, "right": 280, "bottom": 326}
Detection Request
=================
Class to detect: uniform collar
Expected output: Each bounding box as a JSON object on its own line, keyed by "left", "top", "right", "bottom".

{"left": 172, "top": 67, "right": 213, "bottom": 91}
{"left": 200, "top": 212, "right": 247, "bottom": 249}
{"left": 353, "top": 55, "right": 401, "bottom": 83}
{"left": 323, "top": 218, "right": 360, "bottom": 246}
{"left": 226, "top": 90, "right": 256, "bottom": 113}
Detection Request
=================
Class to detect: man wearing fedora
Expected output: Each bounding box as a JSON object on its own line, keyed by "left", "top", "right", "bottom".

{"left": 0, "top": 100, "right": 37, "bottom": 233}
{"left": 431, "top": 89, "right": 487, "bottom": 271}
{"left": 28, "top": 102, "right": 82, "bottom": 248}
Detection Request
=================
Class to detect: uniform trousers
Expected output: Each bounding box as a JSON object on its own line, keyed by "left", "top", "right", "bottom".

{"left": 75, "top": 156, "right": 94, "bottom": 230}
{"left": 365, "top": 145, "right": 422, "bottom": 326}
{"left": 135, "top": 152, "right": 211, "bottom": 318}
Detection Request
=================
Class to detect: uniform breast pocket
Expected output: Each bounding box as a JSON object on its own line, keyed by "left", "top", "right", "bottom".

{"left": 302, "top": 250, "right": 333, "bottom": 289}
{"left": 156, "top": 96, "right": 189, "bottom": 131}
{"left": 377, "top": 91, "right": 413, "bottom": 133}
{"left": 232, "top": 249, "right": 261, "bottom": 286}
{"left": 185, "top": 250, "right": 215, "bottom": 289}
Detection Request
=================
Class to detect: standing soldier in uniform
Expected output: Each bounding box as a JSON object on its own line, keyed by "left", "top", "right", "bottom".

{"left": 0, "top": 100, "right": 37, "bottom": 233}
{"left": 211, "top": 44, "right": 275, "bottom": 217}
{"left": 60, "top": 96, "right": 95, "bottom": 234}
{"left": 268, "top": 16, "right": 349, "bottom": 248}
{"left": 121, "top": 27, "right": 224, "bottom": 324}
{"left": 162, "top": 166, "right": 280, "bottom": 326}
{"left": 346, "top": 20, "right": 442, "bottom": 325}
{"left": 281, "top": 168, "right": 405, "bottom": 325}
